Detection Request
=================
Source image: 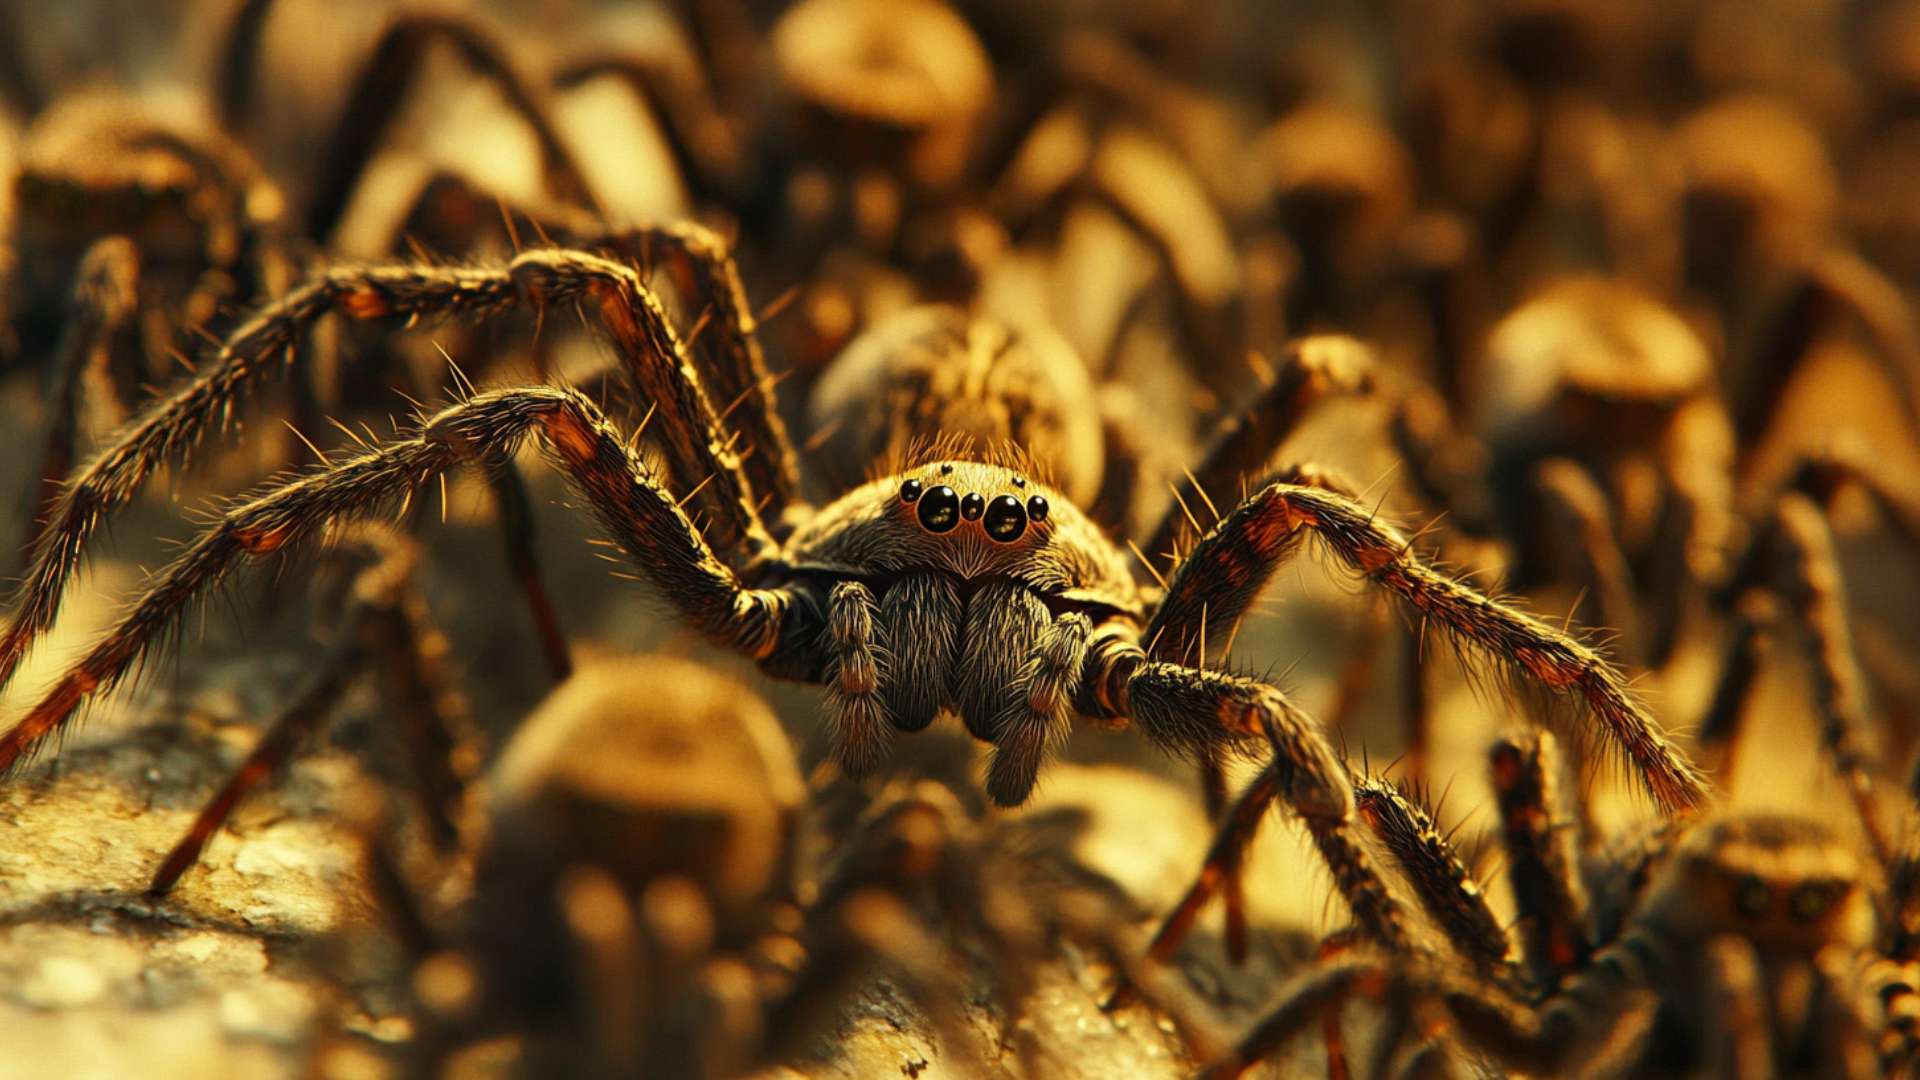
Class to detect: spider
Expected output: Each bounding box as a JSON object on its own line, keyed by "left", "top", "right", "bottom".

{"left": 357, "top": 655, "right": 1189, "bottom": 1078}
{"left": 1178, "top": 726, "right": 1920, "bottom": 1079}
{"left": 0, "top": 240, "right": 1704, "bottom": 941}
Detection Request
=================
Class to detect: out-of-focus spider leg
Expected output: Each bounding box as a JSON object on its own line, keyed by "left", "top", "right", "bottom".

{"left": 0, "top": 386, "right": 801, "bottom": 778}
{"left": 147, "top": 524, "right": 474, "bottom": 896}
{"left": 1193, "top": 749, "right": 1251, "bottom": 964}
{"left": 1732, "top": 251, "right": 1920, "bottom": 461}
{"left": 1870, "top": 955, "right": 1920, "bottom": 1067}
{"left": 213, "top": 0, "right": 272, "bottom": 133}
{"left": 284, "top": 11, "right": 603, "bottom": 241}
{"left": 1193, "top": 955, "right": 1388, "bottom": 1080}
{"left": 1353, "top": 778, "right": 1511, "bottom": 977}
{"left": 1534, "top": 458, "right": 1641, "bottom": 666}
{"left": 551, "top": 54, "right": 747, "bottom": 206}
{"left": 1786, "top": 444, "right": 1920, "bottom": 571}
{"left": 1143, "top": 334, "right": 1375, "bottom": 562}
{"left": 1328, "top": 599, "right": 1437, "bottom": 789}
{"left": 1103, "top": 741, "right": 1409, "bottom": 987}
{"left": 1, "top": 248, "right": 778, "bottom": 692}
{"left": 1702, "top": 937, "right": 1772, "bottom": 1079}
{"left": 1388, "top": 388, "right": 1501, "bottom": 540}
{"left": 1200, "top": 927, "right": 1668, "bottom": 1080}
{"left": 1149, "top": 476, "right": 1708, "bottom": 814}
{"left": 1696, "top": 590, "right": 1778, "bottom": 780}
{"left": 24, "top": 236, "right": 139, "bottom": 567}
{"left": 1490, "top": 731, "right": 1591, "bottom": 992}
{"left": 482, "top": 454, "right": 572, "bottom": 681}
{"left": 1722, "top": 493, "right": 1894, "bottom": 864}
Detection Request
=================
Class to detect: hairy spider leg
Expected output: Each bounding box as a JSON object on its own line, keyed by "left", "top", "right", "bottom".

{"left": 1147, "top": 479, "right": 1708, "bottom": 814}
{"left": 588, "top": 222, "right": 801, "bottom": 521}
{"left": 0, "top": 386, "right": 800, "bottom": 779}
{"left": 1, "top": 248, "right": 779, "bottom": 691}
{"left": 1140, "top": 334, "right": 1375, "bottom": 563}
{"left": 1353, "top": 778, "right": 1510, "bottom": 977}
{"left": 1489, "top": 730, "right": 1592, "bottom": 992}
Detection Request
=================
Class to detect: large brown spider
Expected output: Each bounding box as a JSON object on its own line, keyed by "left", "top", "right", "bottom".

{"left": 0, "top": 235, "right": 1703, "bottom": 922}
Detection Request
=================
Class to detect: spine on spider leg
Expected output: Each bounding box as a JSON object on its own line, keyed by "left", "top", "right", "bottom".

{"left": 1353, "top": 778, "right": 1511, "bottom": 976}
{"left": 1282, "top": 485, "right": 1708, "bottom": 815}
{"left": 0, "top": 264, "right": 521, "bottom": 692}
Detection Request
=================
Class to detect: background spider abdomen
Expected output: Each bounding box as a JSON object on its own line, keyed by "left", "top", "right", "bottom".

{"left": 805, "top": 305, "right": 1104, "bottom": 504}
{"left": 952, "top": 580, "right": 1050, "bottom": 747}
{"left": 878, "top": 573, "right": 960, "bottom": 732}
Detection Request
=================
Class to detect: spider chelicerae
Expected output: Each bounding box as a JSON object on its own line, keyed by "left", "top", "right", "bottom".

{"left": 0, "top": 228, "right": 1703, "bottom": 922}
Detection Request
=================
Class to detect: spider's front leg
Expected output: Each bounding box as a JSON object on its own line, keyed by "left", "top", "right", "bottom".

{"left": 1155, "top": 477, "right": 1708, "bottom": 815}
{"left": 1077, "top": 628, "right": 1410, "bottom": 951}
{"left": 0, "top": 385, "right": 806, "bottom": 778}
{"left": 3, "top": 246, "right": 782, "bottom": 691}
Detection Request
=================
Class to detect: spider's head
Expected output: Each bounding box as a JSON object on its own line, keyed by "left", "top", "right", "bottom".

{"left": 1645, "top": 814, "right": 1874, "bottom": 957}
{"left": 785, "top": 459, "right": 1141, "bottom": 612}
{"left": 892, "top": 461, "right": 1054, "bottom": 545}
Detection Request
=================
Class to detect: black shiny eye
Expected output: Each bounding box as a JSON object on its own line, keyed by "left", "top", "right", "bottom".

{"left": 939, "top": 463, "right": 954, "bottom": 475}
{"left": 1012, "top": 476, "right": 1026, "bottom": 489}
{"left": 983, "top": 495, "right": 1028, "bottom": 541}
{"left": 899, "top": 479, "right": 923, "bottom": 503}
{"left": 1733, "top": 875, "right": 1771, "bottom": 918}
{"left": 1788, "top": 882, "right": 1839, "bottom": 923}
{"left": 917, "top": 485, "right": 960, "bottom": 532}
{"left": 960, "top": 492, "right": 985, "bottom": 520}
{"left": 1026, "top": 495, "right": 1049, "bottom": 522}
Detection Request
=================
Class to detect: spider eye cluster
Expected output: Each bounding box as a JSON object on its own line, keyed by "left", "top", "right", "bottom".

{"left": 899, "top": 477, "right": 1048, "bottom": 541}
